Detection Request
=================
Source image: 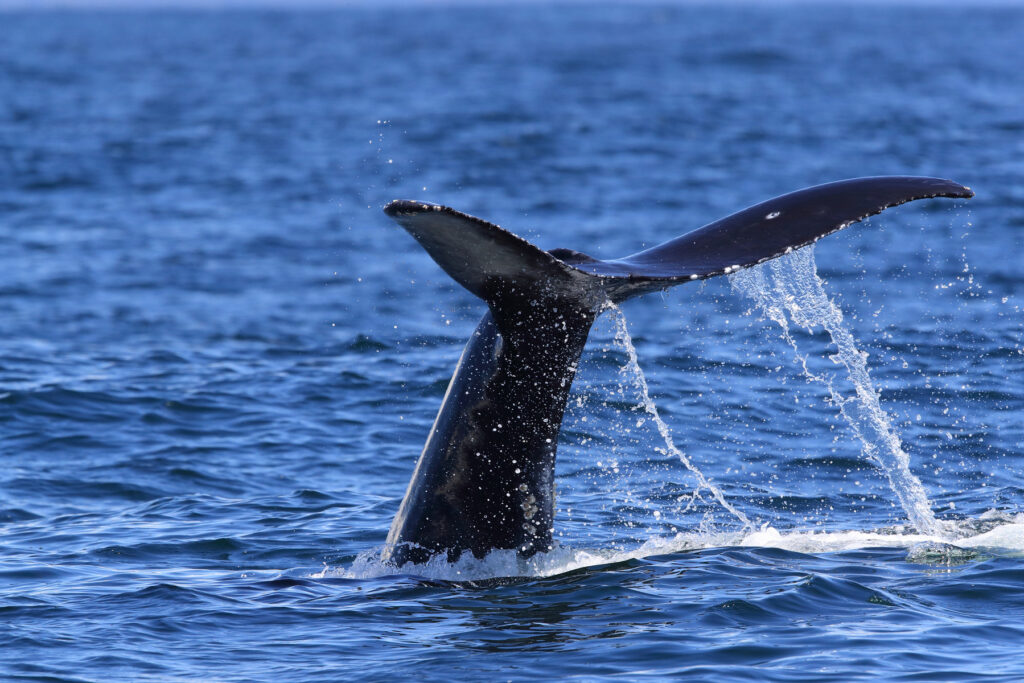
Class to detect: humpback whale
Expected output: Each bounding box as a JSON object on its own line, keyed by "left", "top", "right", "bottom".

{"left": 380, "top": 176, "right": 973, "bottom": 566}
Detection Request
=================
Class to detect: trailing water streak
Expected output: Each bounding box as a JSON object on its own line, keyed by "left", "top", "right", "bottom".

{"left": 730, "top": 247, "right": 949, "bottom": 537}
{"left": 606, "top": 304, "right": 752, "bottom": 529}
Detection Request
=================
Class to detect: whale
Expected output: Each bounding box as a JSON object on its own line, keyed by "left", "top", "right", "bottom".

{"left": 379, "top": 176, "right": 973, "bottom": 566}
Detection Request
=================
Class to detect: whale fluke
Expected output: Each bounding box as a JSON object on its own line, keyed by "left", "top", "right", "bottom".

{"left": 384, "top": 200, "right": 590, "bottom": 303}
{"left": 380, "top": 176, "right": 973, "bottom": 566}
{"left": 386, "top": 177, "right": 972, "bottom": 309}
{"left": 570, "top": 176, "right": 973, "bottom": 301}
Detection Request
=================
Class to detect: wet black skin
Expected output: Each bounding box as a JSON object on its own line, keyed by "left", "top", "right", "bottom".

{"left": 383, "top": 289, "right": 597, "bottom": 565}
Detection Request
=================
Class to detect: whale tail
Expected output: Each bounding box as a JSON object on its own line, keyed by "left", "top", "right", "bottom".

{"left": 380, "top": 176, "right": 973, "bottom": 564}
{"left": 384, "top": 176, "right": 973, "bottom": 311}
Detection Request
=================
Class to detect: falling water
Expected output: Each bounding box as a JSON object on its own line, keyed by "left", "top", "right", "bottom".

{"left": 729, "top": 246, "right": 950, "bottom": 538}
{"left": 605, "top": 304, "right": 752, "bottom": 529}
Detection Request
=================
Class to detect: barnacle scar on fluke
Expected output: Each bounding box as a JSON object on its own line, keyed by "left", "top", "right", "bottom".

{"left": 380, "top": 176, "right": 974, "bottom": 566}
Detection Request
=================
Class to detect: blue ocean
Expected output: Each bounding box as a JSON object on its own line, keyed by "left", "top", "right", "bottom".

{"left": 2, "top": 3, "right": 1023, "bottom": 681}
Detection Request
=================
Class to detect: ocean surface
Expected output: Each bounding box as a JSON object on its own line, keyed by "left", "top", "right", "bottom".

{"left": 2, "top": 3, "right": 1023, "bottom": 681}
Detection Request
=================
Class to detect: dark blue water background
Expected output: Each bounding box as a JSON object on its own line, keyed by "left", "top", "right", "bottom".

{"left": 2, "top": 3, "right": 1023, "bottom": 680}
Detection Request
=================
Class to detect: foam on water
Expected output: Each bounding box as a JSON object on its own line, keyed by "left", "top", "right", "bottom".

{"left": 338, "top": 512, "right": 1024, "bottom": 581}
{"left": 729, "top": 246, "right": 952, "bottom": 538}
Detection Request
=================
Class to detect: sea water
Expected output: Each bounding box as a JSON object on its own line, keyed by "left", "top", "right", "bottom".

{"left": 3, "top": 4, "right": 1024, "bottom": 681}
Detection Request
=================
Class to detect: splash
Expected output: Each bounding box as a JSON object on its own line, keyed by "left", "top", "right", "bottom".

{"left": 335, "top": 511, "right": 1024, "bottom": 581}
{"left": 729, "top": 246, "right": 951, "bottom": 538}
{"left": 605, "top": 303, "right": 752, "bottom": 529}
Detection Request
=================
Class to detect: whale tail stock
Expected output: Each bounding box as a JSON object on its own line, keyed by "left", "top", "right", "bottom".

{"left": 384, "top": 176, "right": 973, "bottom": 312}
{"left": 380, "top": 176, "right": 972, "bottom": 565}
